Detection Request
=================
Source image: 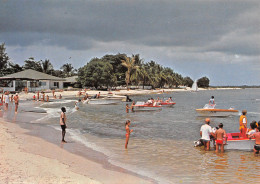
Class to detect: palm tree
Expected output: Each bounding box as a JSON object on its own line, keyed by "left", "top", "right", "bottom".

{"left": 61, "top": 63, "right": 75, "bottom": 77}
{"left": 121, "top": 56, "right": 138, "bottom": 89}
{"left": 41, "top": 59, "right": 53, "bottom": 74}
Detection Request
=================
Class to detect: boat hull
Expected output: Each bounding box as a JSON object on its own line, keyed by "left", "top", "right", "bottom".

{"left": 87, "top": 99, "right": 120, "bottom": 105}
{"left": 208, "top": 132, "right": 255, "bottom": 150}
{"left": 133, "top": 106, "right": 162, "bottom": 111}
{"left": 196, "top": 109, "right": 239, "bottom": 117}
{"left": 159, "top": 102, "right": 176, "bottom": 107}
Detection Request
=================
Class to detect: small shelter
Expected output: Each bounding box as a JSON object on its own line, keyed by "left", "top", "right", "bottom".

{"left": 0, "top": 69, "right": 65, "bottom": 92}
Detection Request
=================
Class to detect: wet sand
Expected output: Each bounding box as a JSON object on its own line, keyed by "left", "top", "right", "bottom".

{"left": 0, "top": 107, "right": 155, "bottom": 184}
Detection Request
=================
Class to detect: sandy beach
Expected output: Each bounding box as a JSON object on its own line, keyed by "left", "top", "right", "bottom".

{"left": 0, "top": 117, "right": 155, "bottom": 184}
{"left": 0, "top": 87, "right": 243, "bottom": 184}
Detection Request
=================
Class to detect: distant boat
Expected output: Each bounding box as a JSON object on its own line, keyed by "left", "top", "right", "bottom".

{"left": 191, "top": 81, "right": 198, "bottom": 92}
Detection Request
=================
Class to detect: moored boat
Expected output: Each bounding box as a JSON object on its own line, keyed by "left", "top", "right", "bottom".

{"left": 158, "top": 101, "right": 176, "bottom": 107}
{"left": 224, "top": 132, "right": 255, "bottom": 150}
{"left": 196, "top": 104, "right": 239, "bottom": 117}
{"left": 86, "top": 98, "right": 121, "bottom": 105}
{"left": 133, "top": 101, "right": 162, "bottom": 111}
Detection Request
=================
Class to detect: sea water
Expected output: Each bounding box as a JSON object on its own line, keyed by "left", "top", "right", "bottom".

{"left": 8, "top": 89, "right": 260, "bottom": 183}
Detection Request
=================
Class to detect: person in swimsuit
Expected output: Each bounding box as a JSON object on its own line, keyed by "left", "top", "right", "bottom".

{"left": 60, "top": 107, "right": 67, "bottom": 143}
{"left": 126, "top": 104, "right": 130, "bottom": 113}
{"left": 13, "top": 93, "right": 19, "bottom": 113}
{"left": 3, "top": 91, "right": 10, "bottom": 110}
{"left": 249, "top": 126, "right": 260, "bottom": 154}
{"left": 215, "top": 123, "right": 227, "bottom": 153}
{"left": 46, "top": 95, "right": 49, "bottom": 102}
{"left": 125, "top": 120, "right": 133, "bottom": 149}
{"left": 130, "top": 101, "right": 135, "bottom": 112}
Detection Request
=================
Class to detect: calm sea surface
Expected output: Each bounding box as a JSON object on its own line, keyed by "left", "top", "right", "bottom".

{"left": 4, "top": 88, "right": 260, "bottom": 183}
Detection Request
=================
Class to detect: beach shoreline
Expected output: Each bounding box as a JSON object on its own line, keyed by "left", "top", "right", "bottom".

{"left": 0, "top": 116, "right": 156, "bottom": 184}
{"left": 16, "top": 87, "right": 242, "bottom": 101}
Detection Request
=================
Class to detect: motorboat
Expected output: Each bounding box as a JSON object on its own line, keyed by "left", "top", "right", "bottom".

{"left": 85, "top": 98, "right": 121, "bottom": 105}
{"left": 158, "top": 101, "right": 176, "bottom": 107}
{"left": 195, "top": 132, "right": 255, "bottom": 151}
{"left": 132, "top": 101, "right": 162, "bottom": 111}
{"left": 196, "top": 104, "right": 239, "bottom": 117}
{"left": 224, "top": 132, "right": 255, "bottom": 150}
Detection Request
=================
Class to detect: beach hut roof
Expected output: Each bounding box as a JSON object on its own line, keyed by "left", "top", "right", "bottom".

{"left": 0, "top": 69, "right": 65, "bottom": 81}
{"left": 64, "top": 76, "right": 78, "bottom": 83}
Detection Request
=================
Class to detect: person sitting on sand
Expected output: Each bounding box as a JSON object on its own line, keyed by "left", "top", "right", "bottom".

{"left": 239, "top": 110, "right": 248, "bottom": 137}
{"left": 249, "top": 126, "right": 260, "bottom": 154}
{"left": 209, "top": 96, "right": 215, "bottom": 107}
{"left": 200, "top": 118, "right": 214, "bottom": 151}
{"left": 75, "top": 99, "right": 81, "bottom": 110}
{"left": 60, "top": 107, "right": 67, "bottom": 143}
{"left": 215, "top": 123, "right": 227, "bottom": 153}
{"left": 13, "top": 93, "right": 19, "bottom": 113}
{"left": 125, "top": 120, "right": 133, "bottom": 149}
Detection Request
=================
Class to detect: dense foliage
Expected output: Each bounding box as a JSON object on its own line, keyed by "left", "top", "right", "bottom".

{"left": 0, "top": 43, "right": 210, "bottom": 88}
{"left": 197, "top": 76, "right": 210, "bottom": 88}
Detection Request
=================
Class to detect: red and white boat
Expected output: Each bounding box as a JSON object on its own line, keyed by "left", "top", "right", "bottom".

{"left": 196, "top": 104, "right": 239, "bottom": 117}
{"left": 224, "top": 132, "right": 255, "bottom": 150}
{"left": 133, "top": 101, "right": 162, "bottom": 111}
{"left": 196, "top": 132, "right": 255, "bottom": 151}
{"left": 158, "top": 101, "right": 176, "bottom": 107}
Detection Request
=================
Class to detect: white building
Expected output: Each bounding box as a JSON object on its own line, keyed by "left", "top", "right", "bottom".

{"left": 0, "top": 69, "right": 65, "bottom": 92}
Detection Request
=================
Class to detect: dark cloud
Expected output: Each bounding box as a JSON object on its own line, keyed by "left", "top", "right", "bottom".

{"left": 0, "top": 0, "right": 259, "bottom": 85}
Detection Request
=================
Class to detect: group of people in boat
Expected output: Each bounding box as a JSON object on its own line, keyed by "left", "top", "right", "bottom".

{"left": 239, "top": 109, "right": 260, "bottom": 154}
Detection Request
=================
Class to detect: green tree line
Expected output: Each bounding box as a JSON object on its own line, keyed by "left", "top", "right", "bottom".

{"left": 0, "top": 43, "right": 210, "bottom": 89}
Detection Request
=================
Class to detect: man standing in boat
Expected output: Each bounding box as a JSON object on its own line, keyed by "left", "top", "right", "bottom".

{"left": 239, "top": 110, "right": 248, "bottom": 137}
{"left": 209, "top": 96, "right": 215, "bottom": 107}
{"left": 200, "top": 118, "right": 214, "bottom": 151}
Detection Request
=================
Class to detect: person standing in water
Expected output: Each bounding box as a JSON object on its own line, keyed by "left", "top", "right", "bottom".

{"left": 60, "top": 107, "right": 67, "bottom": 143}
{"left": 3, "top": 91, "right": 10, "bottom": 110}
{"left": 13, "top": 93, "right": 19, "bottom": 113}
{"left": 249, "top": 126, "right": 260, "bottom": 154}
{"left": 125, "top": 120, "right": 133, "bottom": 149}
{"left": 200, "top": 118, "right": 214, "bottom": 151}
{"left": 215, "top": 123, "right": 227, "bottom": 153}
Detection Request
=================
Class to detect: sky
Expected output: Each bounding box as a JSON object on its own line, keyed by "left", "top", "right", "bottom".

{"left": 0, "top": 0, "right": 259, "bottom": 86}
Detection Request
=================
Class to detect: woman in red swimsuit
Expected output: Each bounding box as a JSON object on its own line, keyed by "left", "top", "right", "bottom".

{"left": 125, "top": 120, "right": 133, "bottom": 149}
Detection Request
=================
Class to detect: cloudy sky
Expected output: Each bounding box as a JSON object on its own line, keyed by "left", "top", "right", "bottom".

{"left": 0, "top": 0, "right": 259, "bottom": 85}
